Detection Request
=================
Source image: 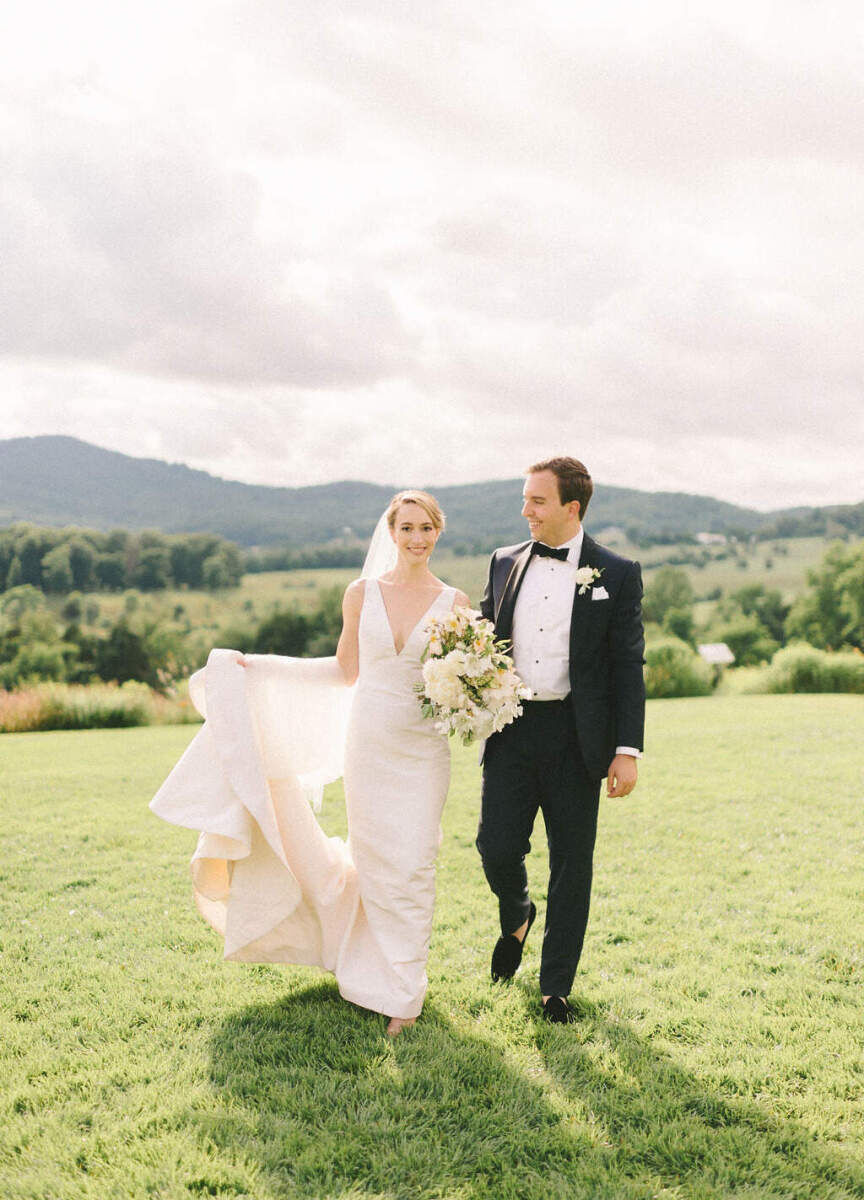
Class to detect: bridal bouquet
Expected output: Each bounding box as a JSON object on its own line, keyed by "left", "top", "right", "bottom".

{"left": 416, "top": 606, "right": 532, "bottom": 746}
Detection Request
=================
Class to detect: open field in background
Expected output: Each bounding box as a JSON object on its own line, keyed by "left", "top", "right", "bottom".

{"left": 641, "top": 536, "right": 832, "bottom": 594}
{"left": 2, "top": 695, "right": 863, "bottom": 1199}
{"left": 35, "top": 535, "right": 840, "bottom": 648}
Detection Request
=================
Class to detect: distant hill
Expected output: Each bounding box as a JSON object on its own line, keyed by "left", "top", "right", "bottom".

{"left": 0, "top": 436, "right": 860, "bottom": 548}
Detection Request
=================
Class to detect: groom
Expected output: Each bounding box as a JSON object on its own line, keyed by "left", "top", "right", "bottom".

{"left": 477, "top": 456, "right": 646, "bottom": 1023}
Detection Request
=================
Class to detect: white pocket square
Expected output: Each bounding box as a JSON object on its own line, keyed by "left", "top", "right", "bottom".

{"left": 591, "top": 586, "right": 609, "bottom": 600}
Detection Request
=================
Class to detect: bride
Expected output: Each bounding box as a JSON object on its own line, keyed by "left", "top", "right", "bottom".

{"left": 150, "top": 489, "right": 469, "bottom": 1037}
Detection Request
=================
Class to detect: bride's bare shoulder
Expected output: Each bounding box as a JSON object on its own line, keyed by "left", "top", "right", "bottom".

{"left": 342, "top": 578, "right": 366, "bottom": 611}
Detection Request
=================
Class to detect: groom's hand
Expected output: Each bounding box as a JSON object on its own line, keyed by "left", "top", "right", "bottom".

{"left": 606, "top": 754, "right": 638, "bottom": 798}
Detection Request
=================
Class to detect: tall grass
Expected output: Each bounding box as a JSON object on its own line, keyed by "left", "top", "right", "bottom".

{"left": 761, "top": 642, "right": 864, "bottom": 693}
{"left": 0, "top": 680, "right": 200, "bottom": 733}
{"left": 721, "top": 644, "right": 864, "bottom": 696}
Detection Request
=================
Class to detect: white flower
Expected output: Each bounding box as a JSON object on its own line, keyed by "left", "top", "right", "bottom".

{"left": 440, "top": 649, "right": 468, "bottom": 677}
{"left": 421, "top": 659, "right": 463, "bottom": 709}
{"left": 462, "top": 653, "right": 491, "bottom": 679}
{"left": 573, "top": 565, "right": 603, "bottom": 595}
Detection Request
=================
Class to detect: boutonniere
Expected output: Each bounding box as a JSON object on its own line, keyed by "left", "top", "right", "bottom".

{"left": 573, "top": 566, "right": 603, "bottom": 595}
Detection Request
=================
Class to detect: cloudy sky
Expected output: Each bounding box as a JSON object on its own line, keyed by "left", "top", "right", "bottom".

{"left": 2, "top": 0, "right": 862, "bottom": 509}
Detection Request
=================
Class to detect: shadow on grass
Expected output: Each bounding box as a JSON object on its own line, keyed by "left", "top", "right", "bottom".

{"left": 200, "top": 980, "right": 864, "bottom": 1200}
{"left": 517, "top": 982, "right": 864, "bottom": 1200}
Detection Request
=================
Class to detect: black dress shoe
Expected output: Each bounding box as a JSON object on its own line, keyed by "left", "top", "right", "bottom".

{"left": 541, "top": 995, "right": 576, "bottom": 1024}
{"left": 490, "top": 902, "right": 536, "bottom": 982}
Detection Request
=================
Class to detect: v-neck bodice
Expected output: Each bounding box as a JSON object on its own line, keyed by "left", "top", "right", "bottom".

{"left": 376, "top": 579, "right": 451, "bottom": 656}
{"left": 356, "top": 579, "right": 455, "bottom": 708}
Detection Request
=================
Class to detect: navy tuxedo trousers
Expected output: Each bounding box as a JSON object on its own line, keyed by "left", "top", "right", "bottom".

{"left": 476, "top": 699, "right": 601, "bottom": 997}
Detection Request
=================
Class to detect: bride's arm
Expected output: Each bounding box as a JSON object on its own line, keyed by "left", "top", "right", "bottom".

{"left": 336, "top": 579, "right": 365, "bottom": 685}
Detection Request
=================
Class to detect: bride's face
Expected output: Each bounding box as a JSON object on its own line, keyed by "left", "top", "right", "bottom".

{"left": 390, "top": 502, "right": 440, "bottom": 564}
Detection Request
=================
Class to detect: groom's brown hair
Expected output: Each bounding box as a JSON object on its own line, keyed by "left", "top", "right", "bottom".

{"left": 527, "top": 457, "right": 593, "bottom": 518}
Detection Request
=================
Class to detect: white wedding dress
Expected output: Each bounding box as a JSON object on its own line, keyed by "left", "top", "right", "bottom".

{"left": 150, "top": 578, "right": 456, "bottom": 1019}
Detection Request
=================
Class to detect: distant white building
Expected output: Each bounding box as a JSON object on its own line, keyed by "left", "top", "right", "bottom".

{"left": 698, "top": 643, "right": 735, "bottom": 665}
{"left": 696, "top": 532, "right": 728, "bottom": 546}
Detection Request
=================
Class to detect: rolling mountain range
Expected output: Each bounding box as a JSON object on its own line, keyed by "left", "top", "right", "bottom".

{"left": 0, "top": 436, "right": 860, "bottom": 548}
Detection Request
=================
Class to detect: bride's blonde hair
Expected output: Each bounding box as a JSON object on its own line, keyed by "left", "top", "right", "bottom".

{"left": 386, "top": 490, "right": 446, "bottom": 532}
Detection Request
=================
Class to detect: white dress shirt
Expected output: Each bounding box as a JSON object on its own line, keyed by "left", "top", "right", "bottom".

{"left": 510, "top": 528, "right": 641, "bottom": 759}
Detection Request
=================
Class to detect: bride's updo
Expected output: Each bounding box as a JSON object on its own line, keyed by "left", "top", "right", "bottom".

{"left": 386, "top": 490, "right": 446, "bottom": 532}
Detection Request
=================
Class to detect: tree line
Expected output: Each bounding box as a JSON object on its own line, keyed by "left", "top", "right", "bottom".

{"left": 2, "top": 536, "right": 862, "bottom": 694}
{"left": 0, "top": 582, "right": 345, "bottom": 693}
{"left": 0, "top": 524, "right": 243, "bottom": 593}
{"left": 643, "top": 541, "right": 864, "bottom": 664}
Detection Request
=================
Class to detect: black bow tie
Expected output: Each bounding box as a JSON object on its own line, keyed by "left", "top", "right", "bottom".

{"left": 532, "top": 541, "right": 569, "bottom": 562}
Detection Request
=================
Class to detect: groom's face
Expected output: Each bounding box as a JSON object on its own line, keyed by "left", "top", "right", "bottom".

{"left": 522, "top": 471, "right": 580, "bottom": 547}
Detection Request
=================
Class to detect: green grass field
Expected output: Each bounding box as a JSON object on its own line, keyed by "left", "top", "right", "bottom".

{"left": 2, "top": 696, "right": 863, "bottom": 1199}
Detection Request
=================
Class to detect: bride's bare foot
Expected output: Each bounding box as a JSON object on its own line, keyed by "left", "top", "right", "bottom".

{"left": 386, "top": 1016, "right": 416, "bottom": 1037}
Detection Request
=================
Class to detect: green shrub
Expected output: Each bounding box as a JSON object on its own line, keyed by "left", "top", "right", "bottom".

{"left": 662, "top": 606, "right": 695, "bottom": 644}
{"left": 761, "top": 643, "right": 864, "bottom": 694}
{"left": 62, "top": 591, "right": 84, "bottom": 621}
{"left": 0, "top": 584, "right": 46, "bottom": 620}
{"left": 708, "top": 613, "right": 779, "bottom": 665}
{"left": 0, "top": 641, "right": 71, "bottom": 688}
{"left": 644, "top": 635, "right": 714, "bottom": 699}
{"left": 253, "top": 609, "right": 310, "bottom": 655}
{"left": 643, "top": 567, "right": 694, "bottom": 625}
{"left": 785, "top": 541, "right": 864, "bottom": 651}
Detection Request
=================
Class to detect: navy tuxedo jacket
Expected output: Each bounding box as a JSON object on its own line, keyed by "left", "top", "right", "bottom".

{"left": 480, "top": 532, "right": 646, "bottom": 779}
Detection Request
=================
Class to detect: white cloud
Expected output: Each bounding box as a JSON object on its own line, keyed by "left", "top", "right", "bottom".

{"left": 1, "top": 0, "right": 863, "bottom": 509}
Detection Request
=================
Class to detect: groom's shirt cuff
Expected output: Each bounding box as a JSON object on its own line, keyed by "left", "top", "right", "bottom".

{"left": 615, "top": 746, "right": 642, "bottom": 758}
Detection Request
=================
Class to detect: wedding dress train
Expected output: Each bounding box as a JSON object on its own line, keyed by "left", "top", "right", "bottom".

{"left": 150, "top": 579, "right": 456, "bottom": 1019}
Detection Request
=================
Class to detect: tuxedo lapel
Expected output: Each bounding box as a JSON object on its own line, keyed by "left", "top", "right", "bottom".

{"left": 577, "top": 531, "right": 599, "bottom": 572}
{"left": 569, "top": 532, "right": 600, "bottom": 651}
{"left": 495, "top": 544, "right": 534, "bottom": 642}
